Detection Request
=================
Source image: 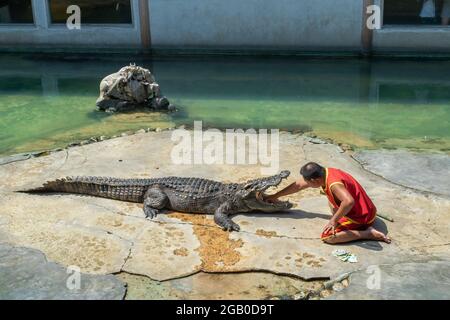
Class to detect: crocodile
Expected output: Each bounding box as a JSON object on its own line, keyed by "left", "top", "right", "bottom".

{"left": 24, "top": 171, "right": 293, "bottom": 231}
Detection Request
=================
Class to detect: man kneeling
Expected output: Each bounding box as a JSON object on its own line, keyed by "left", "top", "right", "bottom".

{"left": 266, "top": 162, "right": 391, "bottom": 244}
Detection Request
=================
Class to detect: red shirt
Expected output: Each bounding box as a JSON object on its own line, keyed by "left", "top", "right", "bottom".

{"left": 322, "top": 168, "right": 376, "bottom": 224}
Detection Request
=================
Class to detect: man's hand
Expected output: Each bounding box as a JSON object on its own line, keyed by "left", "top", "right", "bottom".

{"left": 262, "top": 180, "right": 307, "bottom": 204}
{"left": 263, "top": 194, "right": 279, "bottom": 204}
{"left": 323, "top": 219, "right": 338, "bottom": 236}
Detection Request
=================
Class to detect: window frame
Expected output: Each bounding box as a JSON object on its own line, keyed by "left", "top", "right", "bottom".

{"left": 0, "top": 0, "right": 36, "bottom": 27}
{"left": 379, "top": 0, "right": 450, "bottom": 29}
{"left": 46, "top": 0, "right": 135, "bottom": 28}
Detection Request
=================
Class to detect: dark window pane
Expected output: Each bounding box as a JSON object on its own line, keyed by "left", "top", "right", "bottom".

{"left": 384, "top": 0, "right": 450, "bottom": 26}
{"left": 0, "top": 0, "right": 34, "bottom": 24}
{"left": 49, "top": 0, "right": 132, "bottom": 24}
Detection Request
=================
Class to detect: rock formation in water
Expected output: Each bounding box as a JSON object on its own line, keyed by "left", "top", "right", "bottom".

{"left": 96, "top": 64, "right": 175, "bottom": 113}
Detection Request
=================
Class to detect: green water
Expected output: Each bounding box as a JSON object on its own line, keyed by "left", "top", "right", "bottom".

{"left": 1, "top": 54, "right": 449, "bottom": 156}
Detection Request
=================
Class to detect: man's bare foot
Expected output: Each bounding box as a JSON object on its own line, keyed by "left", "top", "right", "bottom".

{"left": 367, "top": 226, "right": 391, "bottom": 243}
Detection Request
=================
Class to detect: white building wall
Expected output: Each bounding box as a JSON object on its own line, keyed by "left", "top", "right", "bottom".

{"left": 149, "top": 0, "right": 363, "bottom": 50}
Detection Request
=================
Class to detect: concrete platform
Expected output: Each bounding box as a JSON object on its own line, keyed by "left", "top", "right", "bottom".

{"left": 0, "top": 243, "right": 126, "bottom": 300}
{"left": 0, "top": 130, "right": 448, "bottom": 299}
{"left": 354, "top": 150, "right": 450, "bottom": 197}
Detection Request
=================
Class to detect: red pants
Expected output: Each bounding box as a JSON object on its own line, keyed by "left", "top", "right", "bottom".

{"left": 321, "top": 213, "right": 376, "bottom": 240}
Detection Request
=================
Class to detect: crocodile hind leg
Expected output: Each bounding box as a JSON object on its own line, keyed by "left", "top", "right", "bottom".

{"left": 214, "top": 202, "right": 240, "bottom": 232}
{"left": 143, "top": 187, "right": 168, "bottom": 219}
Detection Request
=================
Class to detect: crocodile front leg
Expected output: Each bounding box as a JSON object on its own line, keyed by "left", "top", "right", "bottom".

{"left": 214, "top": 202, "right": 240, "bottom": 232}
{"left": 143, "top": 186, "right": 168, "bottom": 219}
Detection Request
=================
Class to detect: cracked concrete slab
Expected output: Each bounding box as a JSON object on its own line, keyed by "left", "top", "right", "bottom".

{"left": 329, "top": 260, "right": 450, "bottom": 300}
{"left": 0, "top": 192, "right": 133, "bottom": 274}
{"left": 228, "top": 229, "right": 402, "bottom": 280}
{"left": 354, "top": 150, "right": 450, "bottom": 197}
{"left": 0, "top": 131, "right": 449, "bottom": 298}
{"left": 122, "top": 221, "right": 202, "bottom": 281}
{"left": 118, "top": 271, "right": 323, "bottom": 300}
{"left": 0, "top": 243, "right": 126, "bottom": 300}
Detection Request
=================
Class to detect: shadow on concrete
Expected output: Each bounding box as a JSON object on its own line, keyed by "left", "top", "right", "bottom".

{"left": 243, "top": 209, "right": 330, "bottom": 221}
{"left": 25, "top": 193, "right": 390, "bottom": 251}
{"left": 331, "top": 218, "right": 390, "bottom": 251}
{"left": 243, "top": 210, "right": 391, "bottom": 252}
{"left": 356, "top": 218, "right": 390, "bottom": 251}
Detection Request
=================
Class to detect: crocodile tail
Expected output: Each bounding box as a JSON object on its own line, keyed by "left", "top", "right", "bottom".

{"left": 21, "top": 176, "right": 147, "bottom": 203}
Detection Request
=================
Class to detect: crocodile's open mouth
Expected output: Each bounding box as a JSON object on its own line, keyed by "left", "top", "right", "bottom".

{"left": 243, "top": 171, "right": 293, "bottom": 211}
{"left": 255, "top": 191, "right": 292, "bottom": 207}
{"left": 243, "top": 170, "right": 290, "bottom": 192}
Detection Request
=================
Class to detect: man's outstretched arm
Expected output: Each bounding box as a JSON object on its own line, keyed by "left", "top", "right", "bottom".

{"left": 265, "top": 178, "right": 309, "bottom": 201}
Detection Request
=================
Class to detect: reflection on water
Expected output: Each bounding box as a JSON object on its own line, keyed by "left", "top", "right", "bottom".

{"left": 0, "top": 54, "right": 449, "bottom": 156}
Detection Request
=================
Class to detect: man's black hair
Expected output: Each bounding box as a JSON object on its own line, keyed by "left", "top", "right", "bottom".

{"left": 300, "top": 162, "right": 326, "bottom": 181}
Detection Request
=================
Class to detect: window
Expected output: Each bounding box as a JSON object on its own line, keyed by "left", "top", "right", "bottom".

{"left": 49, "top": 0, "right": 132, "bottom": 24}
{"left": 384, "top": 0, "right": 450, "bottom": 26}
{"left": 0, "top": 0, "right": 34, "bottom": 24}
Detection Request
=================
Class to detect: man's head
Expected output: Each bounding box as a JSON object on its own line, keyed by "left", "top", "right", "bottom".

{"left": 300, "top": 162, "right": 326, "bottom": 188}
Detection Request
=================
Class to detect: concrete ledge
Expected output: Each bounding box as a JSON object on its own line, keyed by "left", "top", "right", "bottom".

{"left": 374, "top": 26, "right": 450, "bottom": 53}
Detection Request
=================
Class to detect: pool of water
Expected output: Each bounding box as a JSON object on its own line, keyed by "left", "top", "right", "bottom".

{"left": 1, "top": 54, "right": 449, "bottom": 156}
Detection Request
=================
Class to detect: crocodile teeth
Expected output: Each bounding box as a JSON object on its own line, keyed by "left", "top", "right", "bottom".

{"left": 256, "top": 192, "right": 264, "bottom": 201}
